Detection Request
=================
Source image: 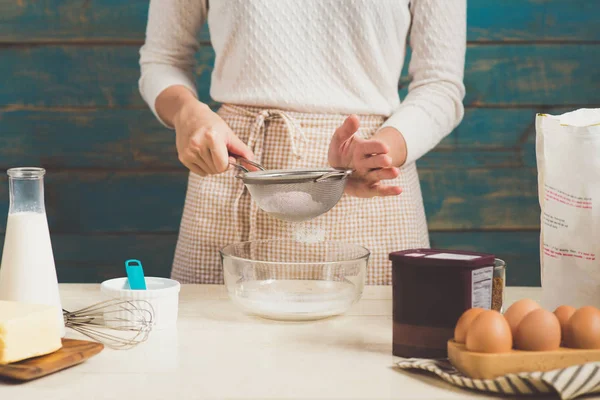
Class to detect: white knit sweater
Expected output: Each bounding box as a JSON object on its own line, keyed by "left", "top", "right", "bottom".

{"left": 139, "top": 0, "right": 466, "bottom": 164}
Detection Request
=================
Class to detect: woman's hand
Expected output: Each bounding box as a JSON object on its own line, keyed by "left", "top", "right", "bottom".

{"left": 155, "top": 85, "right": 254, "bottom": 176}
{"left": 328, "top": 115, "right": 403, "bottom": 198}
{"left": 172, "top": 99, "right": 254, "bottom": 177}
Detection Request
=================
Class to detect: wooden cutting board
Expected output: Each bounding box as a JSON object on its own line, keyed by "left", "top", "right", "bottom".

{"left": 448, "top": 340, "right": 600, "bottom": 379}
{"left": 0, "top": 338, "right": 104, "bottom": 382}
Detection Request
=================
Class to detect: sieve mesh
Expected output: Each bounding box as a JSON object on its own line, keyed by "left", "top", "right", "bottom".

{"left": 237, "top": 168, "right": 351, "bottom": 222}
{"left": 245, "top": 179, "right": 347, "bottom": 222}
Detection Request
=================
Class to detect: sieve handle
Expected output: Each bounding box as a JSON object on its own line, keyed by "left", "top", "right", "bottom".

{"left": 229, "top": 155, "right": 265, "bottom": 173}
{"left": 315, "top": 169, "right": 353, "bottom": 182}
{"left": 229, "top": 162, "right": 249, "bottom": 174}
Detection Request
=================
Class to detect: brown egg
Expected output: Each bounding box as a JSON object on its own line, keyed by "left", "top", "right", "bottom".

{"left": 514, "top": 308, "right": 561, "bottom": 351}
{"left": 465, "top": 310, "right": 513, "bottom": 353}
{"left": 454, "top": 308, "right": 485, "bottom": 344}
{"left": 554, "top": 305, "right": 576, "bottom": 344}
{"left": 566, "top": 306, "right": 600, "bottom": 349}
{"left": 503, "top": 299, "right": 541, "bottom": 336}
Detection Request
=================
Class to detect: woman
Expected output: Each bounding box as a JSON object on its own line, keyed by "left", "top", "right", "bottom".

{"left": 139, "top": 0, "right": 466, "bottom": 285}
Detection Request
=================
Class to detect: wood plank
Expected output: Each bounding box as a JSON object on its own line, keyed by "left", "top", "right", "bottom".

{"left": 1, "top": 1, "right": 598, "bottom": 42}
{"left": 420, "top": 149, "right": 523, "bottom": 169}
{"left": 419, "top": 168, "right": 539, "bottom": 230}
{"left": 0, "top": 0, "right": 153, "bottom": 42}
{"left": 0, "top": 46, "right": 214, "bottom": 108}
{"left": 50, "top": 234, "right": 179, "bottom": 282}
{"left": 450, "top": 108, "right": 536, "bottom": 149}
{"left": 462, "top": 45, "right": 600, "bottom": 105}
{"left": 429, "top": 231, "right": 540, "bottom": 286}
{"left": 467, "top": 0, "right": 600, "bottom": 41}
{"left": 1, "top": 45, "right": 598, "bottom": 108}
{"left": 0, "top": 107, "right": 555, "bottom": 170}
{"left": 0, "top": 108, "right": 177, "bottom": 169}
{"left": 0, "top": 171, "right": 188, "bottom": 234}
{"left": 0, "top": 168, "right": 539, "bottom": 233}
{"left": 0, "top": 232, "right": 540, "bottom": 285}
{"left": 0, "top": 0, "right": 211, "bottom": 43}
{"left": 426, "top": 107, "right": 583, "bottom": 168}
{"left": 399, "top": 44, "right": 600, "bottom": 106}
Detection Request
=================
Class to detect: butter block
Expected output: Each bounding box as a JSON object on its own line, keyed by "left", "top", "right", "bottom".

{"left": 0, "top": 301, "right": 63, "bottom": 364}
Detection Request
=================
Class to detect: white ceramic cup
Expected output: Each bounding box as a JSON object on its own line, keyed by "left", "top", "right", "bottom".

{"left": 100, "top": 277, "right": 180, "bottom": 330}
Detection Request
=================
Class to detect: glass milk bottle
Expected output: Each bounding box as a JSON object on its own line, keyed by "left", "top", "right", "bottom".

{"left": 0, "top": 168, "right": 65, "bottom": 336}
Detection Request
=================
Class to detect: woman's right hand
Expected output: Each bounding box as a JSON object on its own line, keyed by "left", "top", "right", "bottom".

{"left": 171, "top": 98, "right": 254, "bottom": 177}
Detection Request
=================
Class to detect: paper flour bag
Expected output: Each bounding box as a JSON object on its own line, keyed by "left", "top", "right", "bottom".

{"left": 536, "top": 109, "right": 600, "bottom": 310}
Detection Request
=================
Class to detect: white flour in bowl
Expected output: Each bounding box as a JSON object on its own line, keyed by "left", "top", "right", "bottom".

{"left": 232, "top": 279, "right": 356, "bottom": 320}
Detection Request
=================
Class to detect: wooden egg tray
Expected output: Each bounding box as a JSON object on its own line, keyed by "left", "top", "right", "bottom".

{"left": 448, "top": 340, "right": 600, "bottom": 379}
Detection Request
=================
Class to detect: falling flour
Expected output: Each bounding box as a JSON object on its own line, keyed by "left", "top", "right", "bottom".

{"left": 259, "top": 191, "right": 328, "bottom": 243}
{"left": 293, "top": 225, "right": 326, "bottom": 243}
{"left": 260, "top": 191, "right": 323, "bottom": 217}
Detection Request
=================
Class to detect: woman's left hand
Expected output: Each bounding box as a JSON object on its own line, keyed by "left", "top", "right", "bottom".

{"left": 328, "top": 115, "right": 403, "bottom": 198}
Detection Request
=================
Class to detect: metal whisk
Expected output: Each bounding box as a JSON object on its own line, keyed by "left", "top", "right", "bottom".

{"left": 63, "top": 299, "right": 154, "bottom": 350}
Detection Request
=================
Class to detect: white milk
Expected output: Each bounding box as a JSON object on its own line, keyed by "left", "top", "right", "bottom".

{"left": 0, "top": 212, "right": 65, "bottom": 336}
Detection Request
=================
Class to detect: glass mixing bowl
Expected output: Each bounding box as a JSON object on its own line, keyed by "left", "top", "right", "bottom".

{"left": 220, "top": 240, "right": 369, "bottom": 320}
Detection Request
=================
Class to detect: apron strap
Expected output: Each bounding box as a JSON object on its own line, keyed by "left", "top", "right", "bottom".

{"left": 221, "top": 104, "right": 307, "bottom": 241}
{"left": 222, "top": 105, "right": 307, "bottom": 161}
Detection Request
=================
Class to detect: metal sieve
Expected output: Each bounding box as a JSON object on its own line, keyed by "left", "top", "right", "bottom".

{"left": 230, "top": 158, "right": 352, "bottom": 222}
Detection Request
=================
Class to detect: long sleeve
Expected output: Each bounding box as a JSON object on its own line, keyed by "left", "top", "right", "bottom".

{"left": 380, "top": 0, "right": 466, "bottom": 165}
{"left": 138, "top": 0, "right": 207, "bottom": 127}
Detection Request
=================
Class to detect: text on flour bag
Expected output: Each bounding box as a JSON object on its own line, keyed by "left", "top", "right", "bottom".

{"left": 0, "top": 168, "right": 65, "bottom": 337}
{"left": 536, "top": 109, "right": 600, "bottom": 310}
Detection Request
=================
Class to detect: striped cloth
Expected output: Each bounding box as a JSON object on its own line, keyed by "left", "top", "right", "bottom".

{"left": 395, "top": 358, "right": 600, "bottom": 399}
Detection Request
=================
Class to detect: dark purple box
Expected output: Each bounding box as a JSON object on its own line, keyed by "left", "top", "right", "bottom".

{"left": 390, "top": 249, "right": 496, "bottom": 358}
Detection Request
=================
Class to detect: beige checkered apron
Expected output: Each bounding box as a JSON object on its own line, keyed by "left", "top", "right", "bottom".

{"left": 171, "top": 104, "right": 430, "bottom": 285}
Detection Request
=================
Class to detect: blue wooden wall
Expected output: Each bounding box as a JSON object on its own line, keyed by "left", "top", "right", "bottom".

{"left": 1, "top": 1, "right": 599, "bottom": 286}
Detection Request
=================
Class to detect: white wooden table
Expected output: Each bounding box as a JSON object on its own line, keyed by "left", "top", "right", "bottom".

{"left": 1, "top": 285, "right": 547, "bottom": 400}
